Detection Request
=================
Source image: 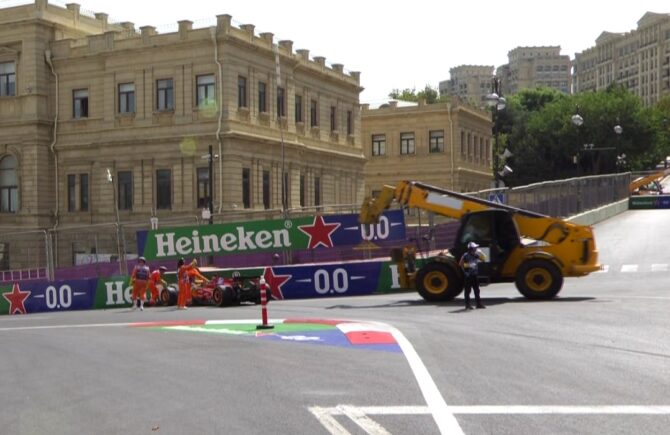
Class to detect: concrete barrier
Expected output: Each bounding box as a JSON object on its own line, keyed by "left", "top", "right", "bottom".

{"left": 567, "top": 198, "right": 629, "bottom": 226}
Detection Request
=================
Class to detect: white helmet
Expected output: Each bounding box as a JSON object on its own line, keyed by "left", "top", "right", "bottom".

{"left": 467, "top": 242, "right": 479, "bottom": 249}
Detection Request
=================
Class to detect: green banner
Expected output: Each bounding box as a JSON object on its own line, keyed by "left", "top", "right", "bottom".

{"left": 139, "top": 217, "right": 316, "bottom": 260}
{"left": 94, "top": 276, "right": 134, "bottom": 309}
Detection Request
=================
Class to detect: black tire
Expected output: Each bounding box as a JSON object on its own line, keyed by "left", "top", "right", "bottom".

{"left": 221, "top": 286, "right": 238, "bottom": 306}
{"left": 212, "top": 287, "right": 224, "bottom": 307}
{"left": 515, "top": 259, "right": 563, "bottom": 299}
{"left": 416, "top": 261, "right": 463, "bottom": 302}
{"left": 161, "top": 286, "right": 178, "bottom": 306}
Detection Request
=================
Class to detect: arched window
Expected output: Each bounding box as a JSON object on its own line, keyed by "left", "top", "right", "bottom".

{"left": 0, "top": 155, "right": 18, "bottom": 212}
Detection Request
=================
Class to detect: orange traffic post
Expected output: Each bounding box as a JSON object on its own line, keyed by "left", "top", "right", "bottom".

{"left": 256, "top": 276, "right": 274, "bottom": 330}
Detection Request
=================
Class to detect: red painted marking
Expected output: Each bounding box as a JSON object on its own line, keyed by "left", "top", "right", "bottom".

{"left": 283, "top": 318, "right": 352, "bottom": 326}
{"left": 130, "top": 320, "right": 207, "bottom": 328}
{"left": 345, "top": 331, "right": 396, "bottom": 345}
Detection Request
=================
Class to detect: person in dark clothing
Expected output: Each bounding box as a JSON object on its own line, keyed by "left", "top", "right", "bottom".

{"left": 459, "top": 242, "right": 486, "bottom": 310}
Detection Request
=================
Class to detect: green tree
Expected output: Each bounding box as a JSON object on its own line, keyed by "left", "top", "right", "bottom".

{"left": 388, "top": 85, "right": 446, "bottom": 104}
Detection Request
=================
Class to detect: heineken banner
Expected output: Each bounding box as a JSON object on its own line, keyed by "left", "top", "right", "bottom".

{"left": 1, "top": 257, "right": 416, "bottom": 315}
{"left": 136, "top": 210, "right": 405, "bottom": 261}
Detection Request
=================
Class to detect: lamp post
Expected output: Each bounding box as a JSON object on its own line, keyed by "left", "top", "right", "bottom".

{"left": 106, "top": 168, "right": 126, "bottom": 275}
{"left": 486, "top": 77, "right": 507, "bottom": 188}
{"left": 614, "top": 123, "right": 623, "bottom": 173}
{"left": 571, "top": 110, "right": 585, "bottom": 174}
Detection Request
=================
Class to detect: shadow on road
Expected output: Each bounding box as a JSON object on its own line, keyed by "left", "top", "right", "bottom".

{"left": 325, "top": 296, "right": 595, "bottom": 312}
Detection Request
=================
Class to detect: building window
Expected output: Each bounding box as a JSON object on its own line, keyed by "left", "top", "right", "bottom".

{"left": 400, "top": 132, "right": 415, "bottom": 155}
{"left": 0, "top": 243, "right": 8, "bottom": 270}
{"left": 258, "top": 81, "right": 267, "bottom": 113}
{"left": 277, "top": 87, "right": 285, "bottom": 118}
{"left": 242, "top": 168, "right": 251, "bottom": 209}
{"left": 346, "top": 110, "right": 353, "bottom": 135}
{"left": 67, "top": 174, "right": 76, "bottom": 212}
{"left": 330, "top": 106, "right": 337, "bottom": 131}
{"left": 314, "top": 176, "right": 321, "bottom": 207}
{"left": 0, "top": 155, "right": 18, "bottom": 213}
{"left": 429, "top": 130, "right": 444, "bottom": 153}
{"left": 460, "top": 131, "right": 465, "bottom": 156}
{"left": 156, "top": 79, "right": 173, "bottom": 111}
{"left": 0, "top": 61, "right": 16, "bottom": 97}
{"left": 371, "top": 134, "right": 386, "bottom": 156}
{"left": 118, "top": 83, "right": 135, "bottom": 113}
{"left": 467, "top": 133, "right": 472, "bottom": 158}
{"left": 238, "top": 76, "right": 247, "bottom": 108}
{"left": 295, "top": 95, "right": 303, "bottom": 123}
{"left": 299, "top": 174, "right": 305, "bottom": 207}
{"left": 197, "top": 167, "right": 210, "bottom": 209}
{"left": 73, "top": 89, "right": 89, "bottom": 119}
{"left": 196, "top": 74, "right": 215, "bottom": 108}
{"left": 262, "top": 170, "right": 270, "bottom": 210}
{"left": 156, "top": 169, "right": 171, "bottom": 210}
{"left": 117, "top": 170, "right": 132, "bottom": 211}
{"left": 310, "top": 99, "right": 318, "bottom": 127}
{"left": 80, "top": 174, "right": 89, "bottom": 212}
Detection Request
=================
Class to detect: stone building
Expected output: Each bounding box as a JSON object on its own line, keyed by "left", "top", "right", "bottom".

{"left": 0, "top": 0, "right": 365, "bottom": 272}
{"left": 573, "top": 12, "right": 670, "bottom": 106}
{"left": 497, "top": 46, "right": 572, "bottom": 95}
{"left": 361, "top": 99, "right": 493, "bottom": 196}
{"left": 438, "top": 65, "right": 495, "bottom": 108}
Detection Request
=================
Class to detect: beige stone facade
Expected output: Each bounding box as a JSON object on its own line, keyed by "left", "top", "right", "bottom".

{"left": 438, "top": 65, "right": 495, "bottom": 108}
{"left": 573, "top": 12, "right": 670, "bottom": 106}
{"left": 361, "top": 99, "right": 493, "bottom": 196}
{"left": 0, "top": 0, "right": 365, "bottom": 270}
{"left": 497, "top": 46, "right": 572, "bottom": 95}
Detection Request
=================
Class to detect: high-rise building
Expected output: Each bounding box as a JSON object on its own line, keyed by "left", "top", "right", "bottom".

{"left": 439, "top": 65, "right": 495, "bottom": 108}
{"left": 0, "top": 0, "right": 364, "bottom": 271}
{"left": 573, "top": 12, "right": 670, "bottom": 106}
{"left": 497, "top": 46, "right": 572, "bottom": 95}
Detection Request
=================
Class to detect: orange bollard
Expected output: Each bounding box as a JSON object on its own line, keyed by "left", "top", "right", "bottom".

{"left": 256, "top": 277, "right": 274, "bottom": 330}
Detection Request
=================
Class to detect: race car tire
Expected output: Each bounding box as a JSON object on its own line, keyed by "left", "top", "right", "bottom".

{"left": 161, "top": 286, "right": 178, "bottom": 306}
{"left": 221, "top": 286, "right": 238, "bottom": 306}
{"left": 212, "top": 286, "right": 224, "bottom": 307}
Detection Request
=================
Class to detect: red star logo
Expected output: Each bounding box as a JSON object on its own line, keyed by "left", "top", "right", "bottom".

{"left": 298, "top": 215, "right": 341, "bottom": 249}
{"left": 2, "top": 282, "right": 31, "bottom": 315}
{"left": 263, "top": 267, "right": 292, "bottom": 300}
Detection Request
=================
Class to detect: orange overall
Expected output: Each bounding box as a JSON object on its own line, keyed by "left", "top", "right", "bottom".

{"left": 130, "top": 263, "right": 150, "bottom": 303}
{"left": 177, "top": 262, "right": 196, "bottom": 308}
{"left": 148, "top": 269, "right": 165, "bottom": 304}
{"left": 186, "top": 267, "right": 208, "bottom": 305}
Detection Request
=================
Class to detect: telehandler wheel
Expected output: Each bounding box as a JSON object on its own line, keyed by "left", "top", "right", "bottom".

{"left": 515, "top": 259, "right": 563, "bottom": 299}
{"left": 416, "top": 261, "right": 463, "bottom": 302}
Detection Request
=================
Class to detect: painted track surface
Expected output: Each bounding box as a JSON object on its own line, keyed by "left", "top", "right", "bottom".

{"left": 1, "top": 209, "right": 670, "bottom": 434}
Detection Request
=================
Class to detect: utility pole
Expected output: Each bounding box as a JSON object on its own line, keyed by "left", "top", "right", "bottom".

{"left": 208, "top": 144, "right": 214, "bottom": 225}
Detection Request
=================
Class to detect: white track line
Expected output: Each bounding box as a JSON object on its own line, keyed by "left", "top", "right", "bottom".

{"left": 370, "top": 321, "right": 464, "bottom": 435}
{"left": 319, "top": 405, "right": 670, "bottom": 415}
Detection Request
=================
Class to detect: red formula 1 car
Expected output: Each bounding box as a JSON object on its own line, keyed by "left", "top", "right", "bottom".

{"left": 160, "top": 274, "right": 266, "bottom": 307}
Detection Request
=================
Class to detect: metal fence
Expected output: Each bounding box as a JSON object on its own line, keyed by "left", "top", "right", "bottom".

{"left": 0, "top": 173, "right": 631, "bottom": 282}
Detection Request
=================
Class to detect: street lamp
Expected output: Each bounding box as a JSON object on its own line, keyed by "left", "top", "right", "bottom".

{"left": 571, "top": 109, "right": 586, "bottom": 174}
{"left": 106, "top": 168, "right": 126, "bottom": 275}
{"left": 200, "top": 145, "right": 218, "bottom": 225}
{"left": 486, "top": 77, "right": 507, "bottom": 188}
{"left": 614, "top": 123, "right": 624, "bottom": 172}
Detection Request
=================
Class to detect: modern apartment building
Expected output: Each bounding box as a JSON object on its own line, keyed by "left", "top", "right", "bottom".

{"left": 496, "top": 46, "right": 572, "bottom": 95}
{"left": 0, "top": 0, "right": 365, "bottom": 271}
{"left": 573, "top": 12, "right": 670, "bottom": 106}
{"left": 361, "top": 98, "right": 493, "bottom": 196}
{"left": 438, "top": 65, "right": 495, "bottom": 108}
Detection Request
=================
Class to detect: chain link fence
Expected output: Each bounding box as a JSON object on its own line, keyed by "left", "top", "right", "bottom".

{"left": 0, "top": 173, "right": 632, "bottom": 282}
